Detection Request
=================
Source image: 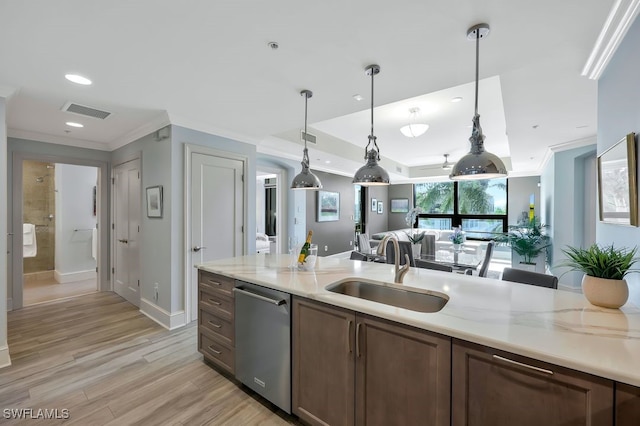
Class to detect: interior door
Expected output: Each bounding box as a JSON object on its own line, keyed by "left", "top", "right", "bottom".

{"left": 113, "top": 159, "right": 141, "bottom": 307}
{"left": 189, "top": 152, "right": 244, "bottom": 321}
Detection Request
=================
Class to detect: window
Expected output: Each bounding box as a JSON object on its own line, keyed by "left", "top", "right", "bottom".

{"left": 414, "top": 178, "right": 507, "bottom": 239}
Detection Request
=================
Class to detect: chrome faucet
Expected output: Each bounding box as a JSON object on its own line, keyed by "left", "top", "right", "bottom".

{"left": 378, "top": 235, "right": 410, "bottom": 284}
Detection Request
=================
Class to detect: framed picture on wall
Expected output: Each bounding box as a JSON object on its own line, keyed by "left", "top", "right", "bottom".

{"left": 597, "top": 133, "right": 637, "bottom": 226}
{"left": 371, "top": 198, "right": 378, "bottom": 211}
{"left": 146, "top": 185, "right": 163, "bottom": 218}
{"left": 377, "top": 201, "right": 383, "bottom": 214}
{"left": 390, "top": 198, "right": 409, "bottom": 213}
{"left": 317, "top": 190, "right": 340, "bottom": 222}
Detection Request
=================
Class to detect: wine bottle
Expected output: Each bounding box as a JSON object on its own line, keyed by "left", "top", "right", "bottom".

{"left": 298, "top": 230, "right": 313, "bottom": 264}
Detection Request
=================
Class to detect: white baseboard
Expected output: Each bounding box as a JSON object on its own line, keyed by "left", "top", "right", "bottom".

{"left": 6, "top": 298, "right": 13, "bottom": 311}
{"left": 0, "top": 345, "right": 11, "bottom": 369}
{"left": 139, "top": 297, "right": 186, "bottom": 330}
{"left": 54, "top": 269, "right": 97, "bottom": 284}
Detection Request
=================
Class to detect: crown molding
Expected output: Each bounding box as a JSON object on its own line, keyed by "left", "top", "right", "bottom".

{"left": 582, "top": 0, "right": 640, "bottom": 80}
{"left": 109, "top": 111, "right": 171, "bottom": 150}
{"left": 7, "top": 128, "right": 111, "bottom": 151}
{"left": 536, "top": 135, "right": 597, "bottom": 174}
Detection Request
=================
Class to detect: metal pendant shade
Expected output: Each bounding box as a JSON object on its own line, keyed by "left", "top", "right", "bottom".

{"left": 450, "top": 24, "right": 507, "bottom": 181}
{"left": 291, "top": 90, "right": 322, "bottom": 190}
{"left": 353, "top": 64, "right": 390, "bottom": 186}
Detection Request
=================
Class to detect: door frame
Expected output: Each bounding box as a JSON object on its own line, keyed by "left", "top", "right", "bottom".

{"left": 111, "top": 155, "right": 142, "bottom": 307}
{"left": 256, "top": 165, "right": 287, "bottom": 255}
{"left": 184, "top": 143, "right": 249, "bottom": 323}
{"left": 10, "top": 152, "right": 109, "bottom": 310}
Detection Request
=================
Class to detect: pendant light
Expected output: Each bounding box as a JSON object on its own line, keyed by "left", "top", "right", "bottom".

{"left": 450, "top": 24, "right": 507, "bottom": 180}
{"left": 291, "top": 90, "right": 322, "bottom": 190}
{"left": 353, "top": 64, "right": 390, "bottom": 186}
{"left": 442, "top": 154, "right": 453, "bottom": 170}
{"left": 400, "top": 107, "right": 429, "bottom": 138}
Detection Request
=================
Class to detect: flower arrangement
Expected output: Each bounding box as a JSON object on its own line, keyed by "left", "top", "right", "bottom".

{"left": 405, "top": 207, "right": 423, "bottom": 228}
{"left": 449, "top": 226, "right": 465, "bottom": 245}
{"left": 405, "top": 230, "right": 426, "bottom": 244}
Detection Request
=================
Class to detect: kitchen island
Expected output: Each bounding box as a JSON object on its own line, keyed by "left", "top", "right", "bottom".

{"left": 197, "top": 254, "right": 640, "bottom": 425}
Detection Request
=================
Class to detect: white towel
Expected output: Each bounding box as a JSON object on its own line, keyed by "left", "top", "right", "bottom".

{"left": 23, "top": 223, "right": 37, "bottom": 258}
{"left": 92, "top": 227, "right": 98, "bottom": 260}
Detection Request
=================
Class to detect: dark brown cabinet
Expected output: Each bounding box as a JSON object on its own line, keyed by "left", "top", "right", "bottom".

{"left": 292, "top": 297, "right": 450, "bottom": 426}
{"left": 616, "top": 382, "right": 640, "bottom": 426}
{"left": 197, "top": 270, "right": 236, "bottom": 374}
{"left": 452, "top": 339, "right": 614, "bottom": 426}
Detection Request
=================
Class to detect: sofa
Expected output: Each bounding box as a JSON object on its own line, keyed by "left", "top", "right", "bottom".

{"left": 371, "top": 228, "right": 485, "bottom": 255}
{"left": 256, "top": 233, "right": 271, "bottom": 254}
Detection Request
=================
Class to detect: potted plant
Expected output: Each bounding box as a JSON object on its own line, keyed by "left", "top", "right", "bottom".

{"left": 449, "top": 226, "right": 465, "bottom": 252}
{"left": 560, "top": 244, "right": 638, "bottom": 309}
{"left": 496, "top": 217, "right": 550, "bottom": 272}
{"left": 405, "top": 230, "right": 426, "bottom": 259}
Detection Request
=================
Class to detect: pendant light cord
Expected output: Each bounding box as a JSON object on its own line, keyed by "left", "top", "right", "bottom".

{"left": 474, "top": 29, "right": 479, "bottom": 117}
{"left": 302, "top": 91, "right": 310, "bottom": 166}
{"left": 370, "top": 69, "right": 375, "bottom": 138}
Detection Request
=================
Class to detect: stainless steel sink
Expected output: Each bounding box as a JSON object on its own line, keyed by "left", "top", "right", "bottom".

{"left": 325, "top": 279, "right": 448, "bottom": 313}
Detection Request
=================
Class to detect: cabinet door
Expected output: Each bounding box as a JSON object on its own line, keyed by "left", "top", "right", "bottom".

{"left": 616, "top": 382, "right": 640, "bottom": 426}
{"left": 355, "top": 314, "right": 451, "bottom": 426}
{"left": 292, "top": 297, "right": 355, "bottom": 426}
{"left": 452, "top": 339, "right": 613, "bottom": 426}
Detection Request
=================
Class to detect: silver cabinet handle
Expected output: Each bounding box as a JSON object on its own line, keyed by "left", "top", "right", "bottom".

{"left": 207, "top": 345, "right": 221, "bottom": 355}
{"left": 193, "top": 246, "right": 207, "bottom": 252}
{"left": 207, "top": 320, "right": 222, "bottom": 328}
{"left": 356, "top": 323, "right": 362, "bottom": 358}
{"left": 118, "top": 239, "right": 128, "bottom": 244}
{"left": 233, "top": 287, "right": 286, "bottom": 306}
{"left": 492, "top": 355, "right": 554, "bottom": 375}
{"left": 347, "top": 320, "right": 353, "bottom": 355}
{"left": 206, "top": 279, "right": 221, "bottom": 286}
{"left": 207, "top": 298, "right": 221, "bottom": 306}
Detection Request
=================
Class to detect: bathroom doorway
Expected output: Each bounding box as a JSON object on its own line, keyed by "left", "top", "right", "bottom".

{"left": 21, "top": 160, "right": 99, "bottom": 305}
{"left": 256, "top": 169, "right": 285, "bottom": 255}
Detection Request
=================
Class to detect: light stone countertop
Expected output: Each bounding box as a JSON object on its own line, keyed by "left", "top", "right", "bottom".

{"left": 197, "top": 254, "right": 640, "bottom": 387}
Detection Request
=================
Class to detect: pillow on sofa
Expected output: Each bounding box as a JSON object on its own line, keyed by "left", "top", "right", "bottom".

{"left": 256, "top": 233, "right": 269, "bottom": 241}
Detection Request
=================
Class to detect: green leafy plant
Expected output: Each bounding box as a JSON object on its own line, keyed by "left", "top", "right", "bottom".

{"left": 560, "top": 244, "right": 639, "bottom": 280}
{"left": 405, "top": 230, "right": 426, "bottom": 244}
{"left": 496, "top": 217, "right": 550, "bottom": 264}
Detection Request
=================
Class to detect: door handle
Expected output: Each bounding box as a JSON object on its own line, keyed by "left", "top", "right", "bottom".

{"left": 118, "top": 239, "right": 128, "bottom": 244}
{"left": 192, "top": 246, "right": 207, "bottom": 252}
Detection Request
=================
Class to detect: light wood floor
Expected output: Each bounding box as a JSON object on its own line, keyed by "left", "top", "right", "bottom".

{"left": 2, "top": 292, "right": 301, "bottom": 425}
{"left": 23, "top": 277, "right": 97, "bottom": 306}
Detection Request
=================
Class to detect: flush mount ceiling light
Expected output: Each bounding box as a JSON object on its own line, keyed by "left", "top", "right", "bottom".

{"left": 399, "top": 107, "right": 429, "bottom": 138}
{"left": 64, "top": 74, "right": 92, "bottom": 85}
{"left": 353, "top": 64, "right": 390, "bottom": 186}
{"left": 442, "top": 154, "right": 453, "bottom": 170}
{"left": 291, "top": 90, "right": 322, "bottom": 190}
{"left": 450, "top": 24, "right": 507, "bottom": 181}
{"left": 65, "top": 121, "right": 83, "bottom": 128}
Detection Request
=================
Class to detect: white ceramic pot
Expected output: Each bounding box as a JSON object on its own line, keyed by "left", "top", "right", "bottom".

{"left": 581, "top": 275, "right": 629, "bottom": 309}
{"left": 412, "top": 243, "right": 422, "bottom": 259}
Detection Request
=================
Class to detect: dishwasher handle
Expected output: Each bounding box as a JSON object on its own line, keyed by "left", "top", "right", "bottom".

{"left": 234, "top": 287, "right": 287, "bottom": 306}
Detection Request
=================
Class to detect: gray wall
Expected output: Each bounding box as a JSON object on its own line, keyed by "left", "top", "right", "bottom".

{"left": 598, "top": 14, "right": 640, "bottom": 306}
{"left": 366, "top": 185, "right": 389, "bottom": 236}
{"left": 305, "top": 170, "right": 357, "bottom": 256}
{"left": 388, "top": 184, "right": 413, "bottom": 230}
{"left": 507, "top": 176, "right": 540, "bottom": 225}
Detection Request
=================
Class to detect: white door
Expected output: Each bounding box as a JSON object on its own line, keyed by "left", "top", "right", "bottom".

{"left": 189, "top": 152, "right": 244, "bottom": 321}
{"left": 113, "top": 159, "right": 141, "bottom": 306}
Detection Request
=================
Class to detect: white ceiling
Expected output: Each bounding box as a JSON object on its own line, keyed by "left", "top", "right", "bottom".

{"left": 0, "top": 0, "right": 615, "bottom": 179}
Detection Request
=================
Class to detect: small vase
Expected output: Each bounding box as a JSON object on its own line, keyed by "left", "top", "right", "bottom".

{"left": 581, "top": 275, "right": 628, "bottom": 309}
{"left": 453, "top": 244, "right": 461, "bottom": 252}
{"left": 412, "top": 243, "right": 421, "bottom": 259}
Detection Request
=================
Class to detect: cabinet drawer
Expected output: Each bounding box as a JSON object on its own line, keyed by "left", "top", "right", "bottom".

{"left": 199, "top": 309, "right": 234, "bottom": 346}
{"left": 199, "top": 271, "right": 234, "bottom": 298}
{"left": 199, "top": 287, "right": 234, "bottom": 321}
{"left": 199, "top": 331, "right": 234, "bottom": 374}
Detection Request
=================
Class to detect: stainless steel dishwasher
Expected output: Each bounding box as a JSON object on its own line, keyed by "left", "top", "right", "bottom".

{"left": 234, "top": 281, "right": 291, "bottom": 413}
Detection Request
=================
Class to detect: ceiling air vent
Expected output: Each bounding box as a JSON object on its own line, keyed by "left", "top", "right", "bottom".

{"left": 61, "top": 102, "right": 112, "bottom": 120}
{"left": 301, "top": 130, "right": 317, "bottom": 145}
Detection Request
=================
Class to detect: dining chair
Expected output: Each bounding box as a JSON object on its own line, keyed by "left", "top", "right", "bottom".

{"left": 357, "top": 233, "right": 373, "bottom": 254}
{"left": 477, "top": 241, "right": 494, "bottom": 278}
{"left": 349, "top": 251, "right": 369, "bottom": 261}
{"left": 501, "top": 267, "right": 558, "bottom": 289}
{"left": 415, "top": 259, "right": 453, "bottom": 272}
{"left": 385, "top": 240, "right": 415, "bottom": 267}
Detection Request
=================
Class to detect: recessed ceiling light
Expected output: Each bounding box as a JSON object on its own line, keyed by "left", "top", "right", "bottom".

{"left": 66, "top": 122, "right": 84, "bottom": 128}
{"left": 65, "top": 74, "right": 92, "bottom": 85}
{"left": 267, "top": 41, "right": 279, "bottom": 50}
{"left": 451, "top": 97, "right": 463, "bottom": 103}
{"left": 353, "top": 94, "right": 363, "bottom": 101}
{"left": 325, "top": 160, "right": 331, "bottom": 164}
